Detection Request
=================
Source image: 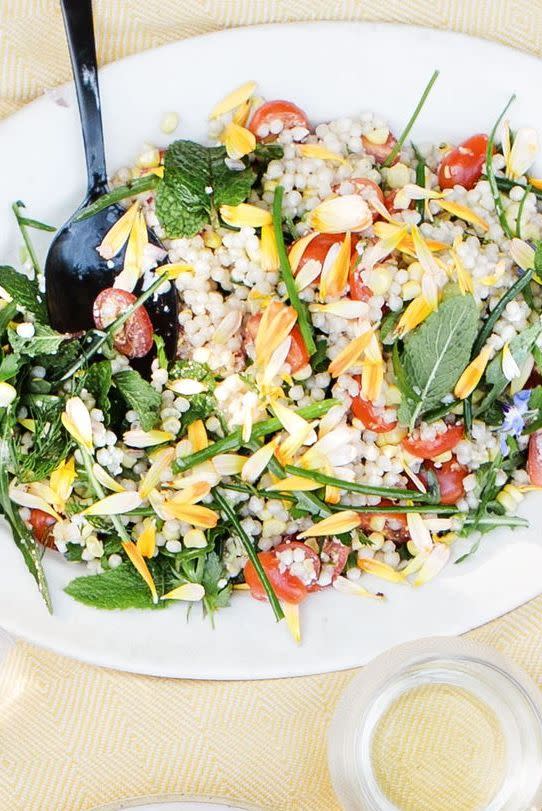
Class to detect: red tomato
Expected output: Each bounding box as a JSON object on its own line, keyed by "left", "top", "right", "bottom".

{"left": 244, "top": 541, "right": 320, "bottom": 604}
{"left": 362, "top": 133, "right": 398, "bottom": 164}
{"left": 348, "top": 259, "right": 372, "bottom": 301}
{"left": 437, "top": 134, "right": 489, "bottom": 191}
{"left": 248, "top": 100, "right": 310, "bottom": 138}
{"left": 93, "top": 288, "right": 154, "bottom": 359}
{"left": 422, "top": 459, "right": 468, "bottom": 505}
{"left": 402, "top": 425, "right": 464, "bottom": 459}
{"left": 357, "top": 499, "right": 409, "bottom": 541}
{"left": 244, "top": 314, "right": 309, "bottom": 373}
{"left": 351, "top": 388, "right": 397, "bottom": 433}
{"left": 294, "top": 233, "right": 346, "bottom": 276}
{"left": 29, "top": 509, "right": 57, "bottom": 550}
{"left": 527, "top": 430, "right": 542, "bottom": 486}
{"left": 331, "top": 178, "right": 384, "bottom": 213}
{"left": 321, "top": 539, "right": 348, "bottom": 579}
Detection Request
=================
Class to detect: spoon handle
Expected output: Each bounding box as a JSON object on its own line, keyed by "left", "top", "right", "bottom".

{"left": 60, "top": 0, "right": 107, "bottom": 197}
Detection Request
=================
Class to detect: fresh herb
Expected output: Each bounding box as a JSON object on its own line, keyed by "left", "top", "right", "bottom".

{"left": 253, "top": 144, "right": 284, "bottom": 163}
{"left": 9, "top": 323, "right": 67, "bottom": 358}
{"left": 396, "top": 291, "right": 479, "bottom": 429}
{"left": 284, "top": 464, "right": 429, "bottom": 501}
{"left": 380, "top": 309, "right": 403, "bottom": 345}
{"left": 201, "top": 551, "right": 232, "bottom": 614}
{"left": 0, "top": 264, "right": 48, "bottom": 322}
{"left": 330, "top": 503, "right": 457, "bottom": 515}
{"left": 412, "top": 142, "right": 426, "bottom": 219}
{"left": 383, "top": 70, "right": 439, "bottom": 167}
{"left": 492, "top": 175, "right": 542, "bottom": 201}
{"left": 273, "top": 186, "right": 317, "bottom": 356}
{"left": 65, "top": 562, "right": 168, "bottom": 610}
{"left": 310, "top": 339, "right": 329, "bottom": 373}
{"left": 16, "top": 397, "right": 72, "bottom": 483}
{"left": 0, "top": 302, "right": 17, "bottom": 337}
{"left": 75, "top": 174, "right": 160, "bottom": 222}
{"left": 0, "top": 354, "right": 19, "bottom": 382}
{"left": 516, "top": 183, "right": 531, "bottom": 239}
{"left": 172, "top": 399, "right": 338, "bottom": 474}
{"left": 113, "top": 369, "right": 161, "bottom": 431}
{"left": 485, "top": 95, "right": 516, "bottom": 239}
{"left": 169, "top": 359, "right": 217, "bottom": 429}
{"left": 214, "top": 489, "right": 283, "bottom": 622}
{"left": 84, "top": 360, "right": 112, "bottom": 419}
{"left": 156, "top": 140, "right": 256, "bottom": 238}
{"left": 153, "top": 335, "right": 168, "bottom": 369}
{"left": 12, "top": 201, "right": 51, "bottom": 278}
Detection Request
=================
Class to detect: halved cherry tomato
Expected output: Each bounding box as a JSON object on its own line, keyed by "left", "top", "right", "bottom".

{"left": 331, "top": 177, "right": 384, "bottom": 213}
{"left": 348, "top": 258, "right": 372, "bottom": 302}
{"left": 527, "top": 430, "right": 542, "bottom": 486}
{"left": 357, "top": 499, "right": 409, "bottom": 541}
{"left": 421, "top": 459, "right": 468, "bottom": 505}
{"left": 437, "top": 134, "right": 489, "bottom": 191}
{"left": 321, "top": 539, "right": 348, "bottom": 579}
{"left": 362, "top": 133, "right": 398, "bottom": 164}
{"left": 402, "top": 425, "right": 464, "bottom": 459}
{"left": 93, "top": 288, "right": 154, "bottom": 359}
{"left": 244, "top": 541, "right": 320, "bottom": 604}
{"left": 244, "top": 314, "right": 309, "bottom": 373}
{"left": 294, "top": 233, "right": 346, "bottom": 276}
{"left": 248, "top": 100, "right": 310, "bottom": 139}
{"left": 29, "top": 509, "right": 57, "bottom": 550}
{"left": 351, "top": 392, "right": 397, "bottom": 433}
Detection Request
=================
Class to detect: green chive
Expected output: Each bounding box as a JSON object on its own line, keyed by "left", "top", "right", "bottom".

{"left": 75, "top": 174, "right": 160, "bottom": 221}
{"left": 485, "top": 95, "right": 516, "bottom": 239}
{"left": 284, "top": 464, "right": 429, "bottom": 501}
{"left": 383, "top": 70, "right": 439, "bottom": 167}
{"left": 516, "top": 183, "right": 531, "bottom": 239}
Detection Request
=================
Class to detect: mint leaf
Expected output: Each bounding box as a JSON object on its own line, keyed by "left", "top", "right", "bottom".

{"left": 85, "top": 360, "right": 112, "bottom": 419}
{"left": 156, "top": 140, "right": 255, "bottom": 238}
{"left": 0, "top": 302, "right": 17, "bottom": 337}
{"left": 202, "top": 551, "right": 231, "bottom": 613}
{"left": 170, "top": 359, "right": 217, "bottom": 429}
{"left": 399, "top": 293, "right": 479, "bottom": 428}
{"left": 478, "top": 322, "right": 542, "bottom": 413}
{"left": 0, "top": 354, "right": 19, "bottom": 382}
{"left": 8, "top": 323, "right": 67, "bottom": 358}
{"left": 0, "top": 265, "right": 48, "bottom": 322}
{"left": 113, "top": 369, "right": 161, "bottom": 431}
{"left": 65, "top": 563, "right": 168, "bottom": 610}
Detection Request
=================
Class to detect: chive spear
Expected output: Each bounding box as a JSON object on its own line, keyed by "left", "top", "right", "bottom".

{"left": 383, "top": 70, "right": 439, "bottom": 167}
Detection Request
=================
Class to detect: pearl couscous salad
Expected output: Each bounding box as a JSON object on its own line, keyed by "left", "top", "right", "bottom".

{"left": 1, "top": 73, "right": 542, "bottom": 638}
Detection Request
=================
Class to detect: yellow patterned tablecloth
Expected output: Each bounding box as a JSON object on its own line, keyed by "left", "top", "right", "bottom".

{"left": 1, "top": 3, "right": 542, "bottom": 810}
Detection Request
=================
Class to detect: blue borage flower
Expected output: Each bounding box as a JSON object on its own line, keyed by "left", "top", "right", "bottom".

{"left": 500, "top": 390, "right": 532, "bottom": 455}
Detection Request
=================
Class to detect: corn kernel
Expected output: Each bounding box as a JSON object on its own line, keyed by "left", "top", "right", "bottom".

{"left": 496, "top": 484, "right": 524, "bottom": 513}
{"left": 386, "top": 162, "right": 411, "bottom": 189}
{"left": 365, "top": 127, "right": 389, "bottom": 145}
{"left": 263, "top": 180, "right": 278, "bottom": 193}
{"left": 402, "top": 280, "right": 421, "bottom": 301}
{"left": 376, "top": 425, "right": 408, "bottom": 447}
{"left": 203, "top": 230, "right": 222, "bottom": 249}
{"left": 432, "top": 451, "right": 452, "bottom": 464}
{"left": 161, "top": 112, "right": 179, "bottom": 134}
{"left": 136, "top": 146, "right": 161, "bottom": 169}
{"left": 366, "top": 265, "right": 392, "bottom": 295}
{"left": 368, "top": 528, "right": 385, "bottom": 544}
{"left": 184, "top": 529, "right": 207, "bottom": 548}
{"left": 384, "top": 385, "right": 402, "bottom": 406}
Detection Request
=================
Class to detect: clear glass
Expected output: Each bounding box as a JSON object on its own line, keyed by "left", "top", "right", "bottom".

{"left": 328, "top": 637, "right": 542, "bottom": 811}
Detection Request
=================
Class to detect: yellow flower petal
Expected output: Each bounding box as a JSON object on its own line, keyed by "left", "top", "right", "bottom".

{"left": 138, "top": 447, "right": 175, "bottom": 499}
{"left": 241, "top": 438, "right": 277, "bottom": 483}
{"left": 527, "top": 175, "right": 542, "bottom": 190}
{"left": 395, "top": 296, "right": 435, "bottom": 338}
{"left": 267, "top": 475, "right": 321, "bottom": 492}
{"left": 361, "top": 360, "right": 384, "bottom": 402}
{"left": 289, "top": 232, "right": 318, "bottom": 273}
{"left": 282, "top": 601, "right": 301, "bottom": 644}
{"left": 298, "top": 510, "right": 361, "bottom": 539}
{"left": 319, "top": 231, "right": 351, "bottom": 299}
{"left": 508, "top": 127, "right": 538, "bottom": 180}
{"left": 295, "top": 259, "right": 322, "bottom": 291}
{"left": 361, "top": 224, "right": 409, "bottom": 270}
{"left": 162, "top": 582, "right": 206, "bottom": 601}
{"left": 219, "top": 121, "right": 256, "bottom": 160}
{"left": 260, "top": 223, "right": 279, "bottom": 271}
{"left": 308, "top": 195, "right": 372, "bottom": 234}
{"left": 480, "top": 258, "right": 506, "bottom": 287}
{"left": 82, "top": 491, "right": 142, "bottom": 516}
{"left": 220, "top": 203, "right": 272, "bottom": 228}
{"left": 413, "top": 543, "right": 450, "bottom": 586}
{"left": 357, "top": 557, "right": 405, "bottom": 583}
{"left": 450, "top": 237, "right": 474, "bottom": 295}
{"left": 454, "top": 346, "right": 492, "bottom": 399}
{"left": 50, "top": 457, "right": 76, "bottom": 506}
{"left": 502, "top": 342, "right": 521, "bottom": 381}
{"left": 61, "top": 396, "right": 93, "bottom": 450}
{"left": 510, "top": 238, "right": 535, "bottom": 270}
{"left": 122, "top": 540, "right": 158, "bottom": 603}
{"left": 137, "top": 517, "right": 156, "bottom": 558}
{"left": 114, "top": 210, "right": 148, "bottom": 292}
{"left": 437, "top": 199, "right": 488, "bottom": 231}
{"left": 254, "top": 301, "right": 297, "bottom": 367}
{"left": 8, "top": 486, "right": 60, "bottom": 520}
{"left": 97, "top": 202, "right": 139, "bottom": 260}
{"left": 332, "top": 576, "right": 385, "bottom": 599}
{"left": 297, "top": 144, "right": 346, "bottom": 163}
{"left": 0, "top": 381, "right": 17, "bottom": 408}
{"left": 171, "top": 481, "right": 211, "bottom": 504}
{"left": 209, "top": 80, "right": 257, "bottom": 119}
{"left": 123, "top": 429, "right": 174, "bottom": 448}
{"left": 18, "top": 418, "right": 35, "bottom": 432}
{"left": 162, "top": 263, "right": 194, "bottom": 279}
{"left": 212, "top": 454, "right": 246, "bottom": 476}
{"left": 160, "top": 501, "right": 218, "bottom": 528}
{"left": 310, "top": 299, "right": 367, "bottom": 319}
{"left": 328, "top": 327, "right": 373, "bottom": 377}
{"left": 188, "top": 419, "right": 208, "bottom": 452}
{"left": 406, "top": 512, "right": 433, "bottom": 553}
{"left": 92, "top": 463, "right": 125, "bottom": 493}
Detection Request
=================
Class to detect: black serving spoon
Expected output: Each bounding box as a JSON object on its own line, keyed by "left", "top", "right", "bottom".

{"left": 45, "top": 0, "right": 178, "bottom": 361}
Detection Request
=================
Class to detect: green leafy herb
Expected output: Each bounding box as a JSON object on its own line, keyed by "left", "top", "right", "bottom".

{"left": 0, "top": 302, "right": 17, "bottom": 337}
{"left": 75, "top": 174, "right": 160, "bottom": 222}
{"left": 12, "top": 201, "right": 49, "bottom": 278}
{"left": 65, "top": 562, "right": 168, "bottom": 610}
{"left": 396, "top": 292, "right": 479, "bottom": 428}
{"left": 383, "top": 70, "right": 439, "bottom": 167}
{"left": 0, "top": 354, "right": 19, "bottom": 382}
{"left": 273, "top": 185, "right": 316, "bottom": 355}
{"left": 310, "top": 339, "right": 328, "bottom": 373}
{"left": 113, "top": 369, "right": 161, "bottom": 431}
{"left": 412, "top": 142, "right": 426, "bottom": 219}
{"left": 485, "top": 96, "right": 516, "bottom": 239}
{"left": 253, "top": 144, "right": 284, "bottom": 163}
{"left": 84, "top": 361, "right": 112, "bottom": 419}
{"left": 201, "top": 551, "right": 231, "bottom": 613}
{"left": 381, "top": 309, "right": 403, "bottom": 345}
{"left": 169, "top": 359, "right": 217, "bottom": 429}
{"left": 516, "top": 183, "right": 531, "bottom": 239}
{"left": 8, "top": 323, "right": 67, "bottom": 358}
{"left": 153, "top": 335, "right": 168, "bottom": 369}
{"left": 492, "top": 174, "right": 542, "bottom": 201}
{"left": 156, "top": 140, "right": 256, "bottom": 238}
{"left": 0, "top": 265, "right": 48, "bottom": 322}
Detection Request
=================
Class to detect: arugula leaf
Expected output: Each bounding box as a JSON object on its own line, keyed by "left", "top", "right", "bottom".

{"left": 8, "top": 323, "right": 67, "bottom": 358}
{"left": 397, "top": 293, "right": 479, "bottom": 428}
{"left": 202, "top": 551, "right": 231, "bottom": 613}
{"left": 156, "top": 140, "right": 255, "bottom": 238}
{"left": 65, "top": 563, "right": 168, "bottom": 610}
{"left": 85, "top": 361, "right": 112, "bottom": 419}
{"left": 477, "top": 322, "right": 542, "bottom": 413}
{"left": 0, "top": 265, "right": 48, "bottom": 322}
{"left": 113, "top": 369, "right": 161, "bottom": 431}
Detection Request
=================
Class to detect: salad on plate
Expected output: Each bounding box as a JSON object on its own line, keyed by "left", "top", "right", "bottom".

{"left": 1, "top": 73, "right": 541, "bottom": 639}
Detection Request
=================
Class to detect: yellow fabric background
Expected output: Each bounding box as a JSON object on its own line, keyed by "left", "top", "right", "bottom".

{"left": 1, "top": 2, "right": 542, "bottom": 810}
